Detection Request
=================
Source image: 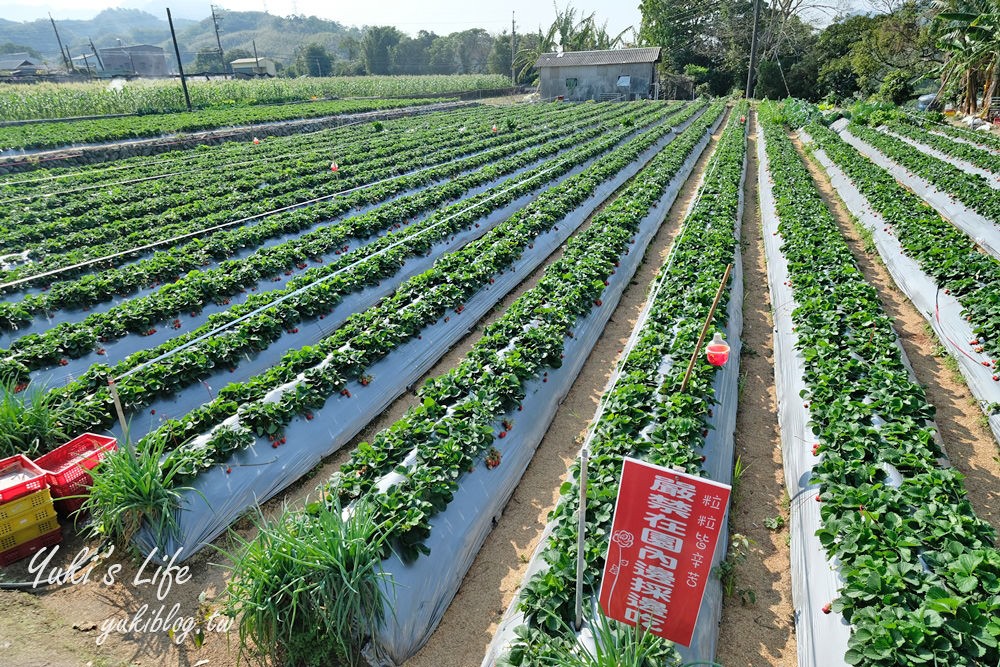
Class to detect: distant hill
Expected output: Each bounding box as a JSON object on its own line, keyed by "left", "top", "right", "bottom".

{"left": 0, "top": 8, "right": 361, "bottom": 70}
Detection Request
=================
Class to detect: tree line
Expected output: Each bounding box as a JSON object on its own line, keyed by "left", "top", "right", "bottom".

{"left": 640, "top": 0, "right": 998, "bottom": 111}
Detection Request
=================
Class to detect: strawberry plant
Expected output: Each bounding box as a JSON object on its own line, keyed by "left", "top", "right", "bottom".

{"left": 761, "top": 102, "right": 1000, "bottom": 667}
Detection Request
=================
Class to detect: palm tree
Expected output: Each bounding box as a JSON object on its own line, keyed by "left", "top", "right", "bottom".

{"left": 514, "top": 2, "right": 632, "bottom": 83}
{"left": 933, "top": 0, "right": 1000, "bottom": 115}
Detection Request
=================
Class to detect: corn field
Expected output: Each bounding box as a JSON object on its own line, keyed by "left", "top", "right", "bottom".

{"left": 0, "top": 74, "right": 513, "bottom": 121}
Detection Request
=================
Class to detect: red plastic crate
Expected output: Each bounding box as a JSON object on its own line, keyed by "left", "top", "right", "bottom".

{"left": 0, "top": 455, "right": 48, "bottom": 504}
{"left": 53, "top": 494, "right": 88, "bottom": 519}
{"left": 34, "top": 433, "right": 117, "bottom": 497}
{"left": 0, "top": 528, "right": 62, "bottom": 567}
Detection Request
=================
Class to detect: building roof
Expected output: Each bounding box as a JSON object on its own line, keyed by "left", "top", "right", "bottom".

{"left": 100, "top": 45, "right": 165, "bottom": 54}
{"left": 535, "top": 47, "right": 661, "bottom": 69}
{"left": 231, "top": 57, "right": 272, "bottom": 65}
{"left": 0, "top": 53, "right": 38, "bottom": 70}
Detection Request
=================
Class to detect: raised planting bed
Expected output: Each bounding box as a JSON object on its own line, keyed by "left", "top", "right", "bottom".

{"left": 486, "top": 100, "right": 749, "bottom": 667}
{"left": 803, "top": 117, "right": 1000, "bottom": 448}
{"left": 759, "top": 101, "right": 999, "bottom": 667}
{"left": 216, "top": 101, "right": 727, "bottom": 667}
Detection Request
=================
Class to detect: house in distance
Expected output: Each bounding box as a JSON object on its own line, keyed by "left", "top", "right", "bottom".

{"left": 98, "top": 44, "right": 168, "bottom": 77}
{"left": 535, "top": 47, "right": 662, "bottom": 101}
{"left": 231, "top": 57, "right": 277, "bottom": 78}
{"left": 0, "top": 53, "right": 46, "bottom": 78}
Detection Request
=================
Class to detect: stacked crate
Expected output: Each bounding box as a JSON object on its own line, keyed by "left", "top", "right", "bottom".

{"left": 0, "top": 455, "right": 61, "bottom": 567}
{"left": 35, "top": 433, "right": 117, "bottom": 517}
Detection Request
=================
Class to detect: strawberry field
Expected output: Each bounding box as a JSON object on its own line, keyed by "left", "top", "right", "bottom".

{"left": 0, "top": 94, "right": 998, "bottom": 667}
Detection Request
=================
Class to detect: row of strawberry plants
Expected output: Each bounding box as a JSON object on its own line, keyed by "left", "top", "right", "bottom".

{"left": 325, "top": 101, "right": 726, "bottom": 560}
{"left": 41, "top": 102, "right": 705, "bottom": 463}
{"left": 0, "top": 104, "right": 627, "bottom": 320}
{"left": 0, "top": 103, "right": 660, "bottom": 378}
{"left": 884, "top": 121, "right": 1000, "bottom": 175}
{"left": 0, "top": 97, "right": 449, "bottom": 151}
{"left": 503, "top": 101, "right": 747, "bottom": 665}
{"left": 143, "top": 102, "right": 715, "bottom": 485}
{"left": 916, "top": 116, "right": 1000, "bottom": 153}
{"left": 0, "top": 103, "right": 513, "bottom": 248}
{"left": 805, "top": 121, "right": 1000, "bottom": 365}
{"left": 0, "top": 104, "right": 600, "bottom": 274}
{"left": 761, "top": 106, "right": 999, "bottom": 667}
{"left": 211, "top": 100, "right": 723, "bottom": 661}
{"left": 0, "top": 103, "right": 481, "bottom": 198}
{"left": 846, "top": 123, "right": 1000, "bottom": 222}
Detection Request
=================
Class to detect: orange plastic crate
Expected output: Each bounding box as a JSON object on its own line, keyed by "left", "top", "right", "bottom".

{"left": 34, "top": 433, "right": 117, "bottom": 497}
{"left": 0, "top": 488, "right": 52, "bottom": 522}
{"left": 0, "top": 455, "right": 48, "bottom": 504}
{"left": 0, "top": 515, "right": 60, "bottom": 552}
{"left": 0, "top": 528, "right": 62, "bottom": 567}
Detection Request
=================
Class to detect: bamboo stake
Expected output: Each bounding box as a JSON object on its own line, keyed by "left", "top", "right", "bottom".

{"left": 107, "top": 379, "right": 131, "bottom": 450}
{"left": 680, "top": 263, "right": 732, "bottom": 393}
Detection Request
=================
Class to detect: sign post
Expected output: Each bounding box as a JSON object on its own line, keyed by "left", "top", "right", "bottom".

{"left": 598, "top": 457, "right": 731, "bottom": 646}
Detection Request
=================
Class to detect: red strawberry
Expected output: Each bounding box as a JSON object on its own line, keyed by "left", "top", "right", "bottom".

{"left": 150, "top": 409, "right": 156, "bottom": 415}
{"left": 595, "top": 299, "right": 603, "bottom": 307}
{"left": 815, "top": 494, "right": 822, "bottom": 502}
{"left": 226, "top": 467, "right": 232, "bottom": 474}
{"left": 306, "top": 413, "right": 314, "bottom": 420}
{"left": 822, "top": 602, "right": 832, "bottom": 614}
{"left": 272, "top": 442, "right": 279, "bottom": 448}
{"left": 498, "top": 431, "right": 507, "bottom": 438}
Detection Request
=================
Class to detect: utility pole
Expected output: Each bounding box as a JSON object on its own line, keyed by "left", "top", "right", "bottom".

{"left": 167, "top": 8, "right": 192, "bottom": 111}
{"left": 511, "top": 11, "right": 516, "bottom": 86}
{"left": 89, "top": 38, "right": 104, "bottom": 71}
{"left": 49, "top": 13, "right": 72, "bottom": 73}
{"left": 252, "top": 39, "right": 261, "bottom": 76}
{"left": 745, "top": 0, "right": 762, "bottom": 99}
{"left": 211, "top": 5, "right": 227, "bottom": 77}
{"left": 81, "top": 53, "right": 94, "bottom": 79}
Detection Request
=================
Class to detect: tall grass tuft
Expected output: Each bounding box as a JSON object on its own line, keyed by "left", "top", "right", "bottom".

{"left": 503, "top": 604, "right": 677, "bottom": 667}
{"left": 85, "top": 436, "right": 189, "bottom": 548}
{"left": 0, "top": 375, "right": 70, "bottom": 459}
{"left": 223, "top": 497, "right": 393, "bottom": 667}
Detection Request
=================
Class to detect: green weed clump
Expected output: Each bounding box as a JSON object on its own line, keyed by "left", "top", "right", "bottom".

{"left": 223, "top": 497, "right": 392, "bottom": 667}
{"left": 0, "top": 375, "right": 70, "bottom": 458}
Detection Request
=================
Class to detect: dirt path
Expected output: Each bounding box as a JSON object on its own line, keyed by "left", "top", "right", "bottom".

{"left": 715, "top": 111, "right": 797, "bottom": 667}
{"left": 792, "top": 134, "right": 1000, "bottom": 534}
{"left": 407, "top": 111, "right": 731, "bottom": 667}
